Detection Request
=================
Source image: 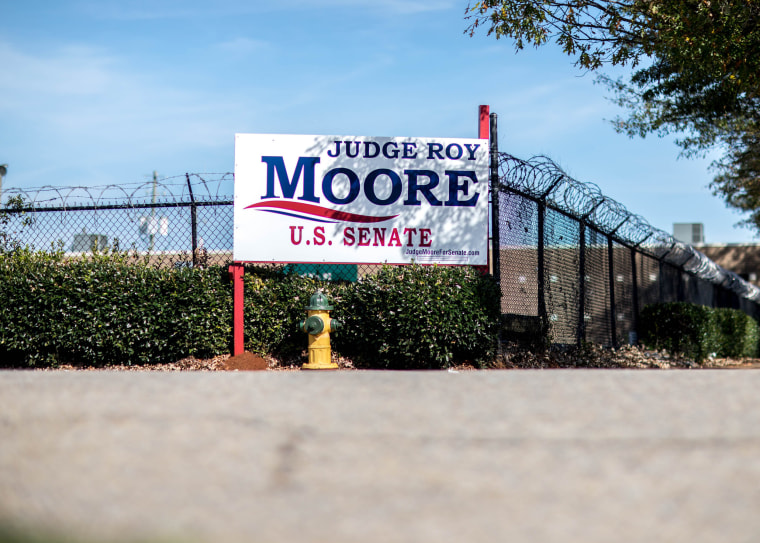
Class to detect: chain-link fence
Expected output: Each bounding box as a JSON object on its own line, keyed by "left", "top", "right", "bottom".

{"left": 0, "top": 173, "right": 384, "bottom": 278}
{"left": 1, "top": 173, "right": 235, "bottom": 268}
{"left": 4, "top": 156, "right": 760, "bottom": 349}
{"left": 495, "top": 153, "right": 760, "bottom": 347}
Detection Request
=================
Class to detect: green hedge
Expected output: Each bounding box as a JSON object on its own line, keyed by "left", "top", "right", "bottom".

{"left": 0, "top": 249, "right": 231, "bottom": 366}
{"left": 0, "top": 251, "right": 500, "bottom": 369}
{"left": 333, "top": 265, "right": 500, "bottom": 369}
{"left": 713, "top": 307, "right": 760, "bottom": 358}
{"left": 639, "top": 302, "right": 759, "bottom": 361}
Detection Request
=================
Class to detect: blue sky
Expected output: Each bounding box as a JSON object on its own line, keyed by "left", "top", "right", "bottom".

{"left": 1, "top": 0, "right": 755, "bottom": 243}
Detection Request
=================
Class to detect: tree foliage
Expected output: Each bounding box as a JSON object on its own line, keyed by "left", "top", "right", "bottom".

{"left": 0, "top": 195, "right": 33, "bottom": 253}
{"left": 467, "top": 0, "right": 760, "bottom": 231}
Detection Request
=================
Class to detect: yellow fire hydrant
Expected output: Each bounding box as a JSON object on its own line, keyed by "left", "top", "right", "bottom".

{"left": 300, "top": 291, "right": 342, "bottom": 370}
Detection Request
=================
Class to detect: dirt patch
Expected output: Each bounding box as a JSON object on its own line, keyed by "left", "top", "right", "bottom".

{"left": 222, "top": 352, "right": 269, "bottom": 371}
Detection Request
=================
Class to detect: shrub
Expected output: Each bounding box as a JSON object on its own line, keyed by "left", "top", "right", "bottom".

{"left": 332, "top": 264, "right": 500, "bottom": 369}
{"left": 712, "top": 307, "right": 760, "bottom": 358}
{"left": 0, "top": 249, "right": 231, "bottom": 367}
{"left": 639, "top": 302, "right": 717, "bottom": 361}
{"left": 639, "top": 302, "right": 759, "bottom": 361}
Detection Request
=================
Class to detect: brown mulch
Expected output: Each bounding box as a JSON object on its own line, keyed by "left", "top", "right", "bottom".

{"left": 26, "top": 345, "right": 760, "bottom": 371}
{"left": 492, "top": 343, "right": 760, "bottom": 370}
{"left": 31, "top": 352, "right": 356, "bottom": 372}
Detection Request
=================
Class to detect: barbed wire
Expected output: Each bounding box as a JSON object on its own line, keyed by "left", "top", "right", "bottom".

{"left": 498, "top": 153, "right": 760, "bottom": 302}
{"left": 1, "top": 173, "right": 234, "bottom": 209}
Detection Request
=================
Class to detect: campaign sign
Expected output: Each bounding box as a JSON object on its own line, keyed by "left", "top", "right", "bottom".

{"left": 234, "top": 133, "right": 489, "bottom": 265}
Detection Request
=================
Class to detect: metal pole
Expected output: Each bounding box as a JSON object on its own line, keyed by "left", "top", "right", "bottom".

{"left": 478, "top": 105, "right": 490, "bottom": 140}
{"left": 537, "top": 201, "right": 547, "bottom": 331}
{"left": 578, "top": 222, "right": 586, "bottom": 347}
{"left": 186, "top": 174, "right": 198, "bottom": 267}
{"left": 489, "top": 113, "right": 501, "bottom": 289}
{"left": 677, "top": 254, "right": 698, "bottom": 303}
{"left": 607, "top": 236, "right": 617, "bottom": 348}
{"left": 149, "top": 171, "right": 158, "bottom": 252}
{"left": 658, "top": 243, "right": 676, "bottom": 303}
{"left": 630, "top": 247, "right": 640, "bottom": 345}
{"left": 229, "top": 263, "right": 245, "bottom": 356}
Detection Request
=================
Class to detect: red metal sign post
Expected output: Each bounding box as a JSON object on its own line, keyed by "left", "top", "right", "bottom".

{"left": 479, "top": 105, "right": 489, "bottom": 140}
{"left": 229, "top": 263, "right": 244, "bottom": 356}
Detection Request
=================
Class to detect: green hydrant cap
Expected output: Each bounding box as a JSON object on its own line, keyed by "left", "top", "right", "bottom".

{"left": 306, "top": 291, "right": 333, "bottom": 311}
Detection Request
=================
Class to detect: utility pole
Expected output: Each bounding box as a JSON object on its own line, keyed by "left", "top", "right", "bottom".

{"left": 0, "top": 164, "right": 7, "bottom": 202}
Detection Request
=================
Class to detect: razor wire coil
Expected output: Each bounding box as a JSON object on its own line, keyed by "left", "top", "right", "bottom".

{"left": 498, "top": 153, "right": 760, "bottom": 302}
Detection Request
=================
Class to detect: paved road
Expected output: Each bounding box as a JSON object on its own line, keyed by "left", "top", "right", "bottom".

{"left": 1, "top": 370, "right": 760, "bottom": 543}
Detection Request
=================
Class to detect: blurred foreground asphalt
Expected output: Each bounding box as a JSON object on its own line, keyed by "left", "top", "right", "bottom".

{"left": 1, "top": 369, "right": 760, "bottom": 543}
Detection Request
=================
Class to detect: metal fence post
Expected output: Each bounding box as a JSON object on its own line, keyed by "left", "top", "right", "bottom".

{"left": 578, "top": 222, "right": 586, "bottom": 346}
{"left": 658, "top": 259, "right": 665, "bottom": 302}
{"left": 630, "top": 248, "right": 640, "bottom": 345}
{"left": 186, "top": 174, "right": 198, "bottom": 267}
{"left": 607, "top": 236, "right": 617, "bottom": 348}
{"left": 489, "top": 113, "right": 501, "bottom": 288}
{"left": 537, "top": 201, "right": 547, "bottom": 330}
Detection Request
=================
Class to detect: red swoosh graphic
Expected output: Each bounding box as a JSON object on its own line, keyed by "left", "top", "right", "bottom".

{"left": 245, "top": 201, "right": 398, "bottom": 223}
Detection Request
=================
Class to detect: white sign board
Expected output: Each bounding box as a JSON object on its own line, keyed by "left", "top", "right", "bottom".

{"left": 234, "top": 133, "right": 489, "bottom": 265}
